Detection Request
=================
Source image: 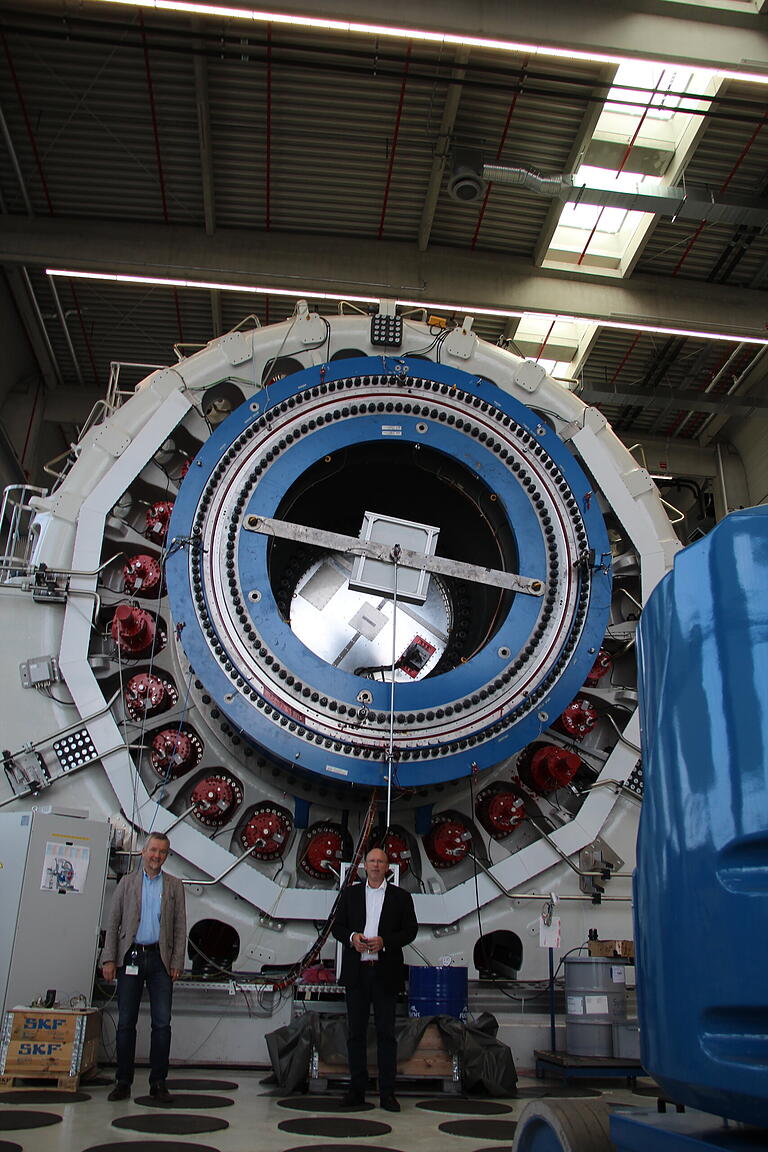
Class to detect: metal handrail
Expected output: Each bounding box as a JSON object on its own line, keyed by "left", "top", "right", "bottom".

{"left": 0, "top": 484, "right": 48, "bottom": 582}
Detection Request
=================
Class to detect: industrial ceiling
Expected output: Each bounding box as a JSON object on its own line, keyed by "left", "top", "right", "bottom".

{"left": 2, "top": 0, "right": 768, "bottom": 479}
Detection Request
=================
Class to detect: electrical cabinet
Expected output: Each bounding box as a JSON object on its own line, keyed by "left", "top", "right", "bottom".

{"left": 0, "top": 808, "right": 110, "bottom": 1015}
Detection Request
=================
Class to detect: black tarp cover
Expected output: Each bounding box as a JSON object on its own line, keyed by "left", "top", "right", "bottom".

{"left": 266, "top": 1011, "right": 518, "bottom": 1097}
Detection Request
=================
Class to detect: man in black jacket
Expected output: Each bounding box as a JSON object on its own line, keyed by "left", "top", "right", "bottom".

{"left": 332, "top": 848, "right": 418, "bottom": 1112}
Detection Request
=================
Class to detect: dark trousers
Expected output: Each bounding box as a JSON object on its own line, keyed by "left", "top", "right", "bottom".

{"left": 116, "top": 948, "right": 173, "bottom": 1086}
{"left": 345, "top": 966, "right": 398, "bottom": 1098}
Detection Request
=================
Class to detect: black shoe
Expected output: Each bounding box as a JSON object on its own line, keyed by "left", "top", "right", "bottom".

{"left": 149, "top": 1081, "right": 173, "bottom": 1102}
{"left": 340, "top": 1090, "right": 366, "bottom": 1108}
{"left": 379, "top": 1095, "right": 400, "bottom": 1112}
{"left": 108, "top": 1083, "right": 131, "bottom": 1102}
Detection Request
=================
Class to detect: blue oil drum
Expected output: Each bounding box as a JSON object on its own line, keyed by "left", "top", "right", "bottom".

{"left": 636, "top": 507, "right": 768, "bottom": 1127}
{"left": 408, "top": 965, "right": 468, "bottom": 1020}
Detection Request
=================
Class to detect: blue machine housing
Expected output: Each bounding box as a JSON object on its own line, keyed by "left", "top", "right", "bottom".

{"left": 166, "top": 355, "right": 611, "bottom": 787}
{"left": 636, "top": 507, "right": 768, "bottom": 1128}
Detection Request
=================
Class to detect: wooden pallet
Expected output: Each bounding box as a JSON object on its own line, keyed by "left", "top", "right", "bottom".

{"left": 534, "top": 1048, "right": 645, "bottom": 1084}
{"left": 310, "top": 1023, "right": 461, "bottom": 1094}
{"left": 0, "top": 1064, "right": 100, "bottom": 1092}
{"left": 308, "top": 1070, "right": 461, "bottom": 1095}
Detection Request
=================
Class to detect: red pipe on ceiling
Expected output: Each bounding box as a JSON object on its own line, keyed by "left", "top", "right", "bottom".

{"left": 672, "top": 107, "right": 768, "bottom": 278}
{"left": 536, "top": 319, "right": 556, "bottom": 362}
{"left": 2, "top": 30, "right": 100, "bottom": 386}
{"left": 471, "top": 60, "right": 528, "bottom": 251}
{"left": 139, "top": 13, "right": 184, "bottom": 344}
{"left": 578, "top": 71, "right": 663, "bottom": 266}
{"left": 1, "top": 31, "right": 54, "bottom": 215}
{"left": 377, "top": 43, "right": 412, "bottom": 241}
{"left": 608, "top": 334, "right": 641, "bottom": 388}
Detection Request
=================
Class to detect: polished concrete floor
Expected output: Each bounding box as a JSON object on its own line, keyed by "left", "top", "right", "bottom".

{"left": 0, "top": 1066, "right": 654, "bottom": 1152}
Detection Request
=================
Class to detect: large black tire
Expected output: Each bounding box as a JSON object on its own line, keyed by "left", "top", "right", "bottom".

{"left": 512, "top": 1098, "right": 613, "bottom": 1152}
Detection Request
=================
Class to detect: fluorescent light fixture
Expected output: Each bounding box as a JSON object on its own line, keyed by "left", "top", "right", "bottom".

{"left": 89, "top": 0, "right": 768, "bottom": 86}
{"left": 395, "top": 297, "right": 768, "bottom": 346}
{"left": 45, "top": 267, "right": 379, "bottom": 306}
{"left": 45, "top": 268, "right": 768, "bottom": 347}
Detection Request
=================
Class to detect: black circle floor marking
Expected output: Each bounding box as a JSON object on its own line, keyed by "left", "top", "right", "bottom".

{"left": 0, "top": 1141, "right": 22, "bottom": 1152}
{"left": 438, "top": 1119, "right": 519, "bottom": 1140}
{"left": 133, "top": 1093, "right": 234, "bottom": 1110}
{"left": 278, "top": 1116, "right": 393, "bottom": 1138}
{"left": 415, "top": 1100, "right": 513, "bottom": 1115}
{"left": 113, "top": 1113, "right": 229, "bottom": 1135}
{"left": 0, "top": 1090, "right": 91, "bottom": 1104}
{"left": 280, "top": 1145, "right": 404, "bottom": 1152}
{"left": 278, "top": 1097, "right": 375, "bottom": 1112}
{"left": 513, "top": 1086, "right": 602, "bottom": 1099}
{"left": 164, "top": 1079, "right": 239, "bottom": 1091}
{"left": 84, "top": 1141, "right": 221, "bottom": 1152}
{"left": 0, "top": 1111, "right": 62, "bottom": 1130}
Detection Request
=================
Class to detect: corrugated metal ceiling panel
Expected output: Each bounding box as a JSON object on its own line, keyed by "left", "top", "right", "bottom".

{"left": 0, "top": 22, "right": 204, "bottom": 224}
{"left": 635, "top": 79, "right": 768, "bottom": 286}
{"left": 2, "top": 7, "right": 767, "bottom": 449}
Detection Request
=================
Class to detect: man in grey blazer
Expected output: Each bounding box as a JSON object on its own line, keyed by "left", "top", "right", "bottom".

{"left": 102, "top": 831, "right": 187, "bottom": 1102}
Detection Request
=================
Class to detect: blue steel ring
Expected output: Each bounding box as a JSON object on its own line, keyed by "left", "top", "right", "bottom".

{"left": 166, "top": 356, "right": 611, "bottom": 788}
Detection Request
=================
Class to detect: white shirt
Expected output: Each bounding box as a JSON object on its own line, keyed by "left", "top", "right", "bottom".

{"left": 361, "top": 879, "right": 387, "bottom": 961}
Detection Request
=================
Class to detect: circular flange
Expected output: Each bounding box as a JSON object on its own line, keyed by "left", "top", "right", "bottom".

{"left": 166, "top": 356, "right": 611, "bottom": 787}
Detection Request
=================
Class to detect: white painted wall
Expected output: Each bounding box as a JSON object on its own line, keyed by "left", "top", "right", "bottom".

{"left": 728, "top": 420, "right": 768, "bottom": 509}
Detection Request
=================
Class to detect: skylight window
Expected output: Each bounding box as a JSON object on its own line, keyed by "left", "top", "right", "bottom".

{"left": 541, "top": 63, "right": 722, "bottom": 278}
{"left": 604, "top": 64, "right": 705, "bottom": 119}
{"left": 509, "top": 314, "right": 598, "bottom": 383}
{"left": 559, "top": 203, "right": 628, "bottom": 234}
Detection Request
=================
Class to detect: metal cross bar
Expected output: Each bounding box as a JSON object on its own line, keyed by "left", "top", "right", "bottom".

{"left": 242, "top": 515, "right": 544, "bottom": 596}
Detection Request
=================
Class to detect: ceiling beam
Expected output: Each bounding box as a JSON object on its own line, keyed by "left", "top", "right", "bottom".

{"left": 533, "top": 63, "right": 614, "bottom": 268}
{"left": 417, "top": 46, "right": 469, "bottom": 252}
{"left": 192, "top": 18, "right": 216, "bottom": 237}
{"left": 698, "top": 345, "right": 768, "bottom": 445}
{"left": 582, "top": 384, "right": 768, "bottom": 416}
{"left": 191, "top": 16, "right": 222, "bottom": 337}
{"left": 3, "top": 215, "right": 768, "bottom": 342}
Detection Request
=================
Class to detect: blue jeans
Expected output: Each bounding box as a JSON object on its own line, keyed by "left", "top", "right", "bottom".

{"left": 116, "top": 947, "right": 173, "bottom": 1086}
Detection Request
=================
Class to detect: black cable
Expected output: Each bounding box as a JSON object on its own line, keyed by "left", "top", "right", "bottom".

{"left": 274, "top": 791, "right": 379, "bottom": 991}
{"left": 94, "top": 976, "right": 119, "bottom": 1061}
{"left": 185, "top": 937, "right": 254, "bottom": 1017}
{"left": 467, "top": 772, "right": 487, "bottom": 973}
{"left": 261, "top": 317, "right": 332, "bottom": 385}
{"left": 552, "top": 940, "right": 590, "bottom": 982}
{"left": 489, "top": 978, "right": 564, "bottom": 1004}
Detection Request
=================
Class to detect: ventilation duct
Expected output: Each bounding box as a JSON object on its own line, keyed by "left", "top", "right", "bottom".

{"left": 482, "top": 164, "right": 768, "bottom": 228}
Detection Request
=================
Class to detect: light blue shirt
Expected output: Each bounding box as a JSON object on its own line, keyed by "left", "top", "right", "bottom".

{"left": 134, "top": 870, "right": 164, "bottom": 944}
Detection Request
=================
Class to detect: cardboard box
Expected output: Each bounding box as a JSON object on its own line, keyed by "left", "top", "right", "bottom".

{"left": 588, "top": 939, "right": 635, "bottom": 960}
{"left": 1, "top": 1009, "right": 100, "bottom": 1078}
{"left": 9, "top": 1011, "right": 82, "bottom": 1043}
